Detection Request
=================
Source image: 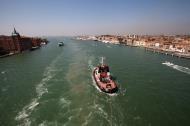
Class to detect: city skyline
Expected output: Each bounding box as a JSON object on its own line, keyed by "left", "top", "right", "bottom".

{"left": 0, "top": 0, "right": 190, "bottom": 36}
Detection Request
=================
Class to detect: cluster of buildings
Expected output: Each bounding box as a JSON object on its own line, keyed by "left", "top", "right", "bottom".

{"left": 119, "top": 35, "right": 190, "bottom": 54}
{"left": 77, "top": 34, "right": 190, "bottom": 58}
{"left": 0, "top": 28, "right": 48, "bottom": 57}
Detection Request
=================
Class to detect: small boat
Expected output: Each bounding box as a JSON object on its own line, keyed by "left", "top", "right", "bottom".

{"left": 93, "top": 57, "right": 118, "bottom": 93}
{"left": 58, "top": 42, "right": 64, "bottom": 46}
{"left": 30, "top": 46, "right": 40, "bottom": 51}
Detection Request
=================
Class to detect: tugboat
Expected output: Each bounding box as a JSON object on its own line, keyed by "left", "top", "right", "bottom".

{"left": 93, "top": 57, "right": 118, "bottom": 93}
{"left": 58, "top": 42, "right": 64, "bottom": 46}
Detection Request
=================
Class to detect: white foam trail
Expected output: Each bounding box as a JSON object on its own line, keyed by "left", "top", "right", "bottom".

{"left": 15, "top": 54, "right": 63, "bottom": 126}
{"left": 91, "top": 101, "right": 112, "bottom": 125}
{"left": 15, "top": 99, "right": 38, "bottom": 120}
{"left": 15, "top": 66, "right": 55, "bottom": 125}
{"left": 38, "top": 121, "right": 60, "bottom": 126}
{"left": 1, "top": 71, "right": 6, "bottom": 74}
{"left": 162, "top": 61, "right": 190, "bottom": 75}
{"left": 28, "top": 101, "right": 39, "bottom": 110}
{"left": 81, "top": 112, "right": 92, "bottom": 126}
{"left": 59, "top": 97, "right": 71, "bottom": 109}
{"left": 62, "top": 107, "right": 83, "bottom": 126}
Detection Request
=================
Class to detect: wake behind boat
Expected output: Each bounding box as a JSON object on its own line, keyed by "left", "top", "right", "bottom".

{"left": 93, "top": 57, "right": 118, "bottom": 94}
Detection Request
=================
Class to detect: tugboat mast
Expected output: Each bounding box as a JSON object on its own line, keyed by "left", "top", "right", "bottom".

{"left": 100, "top": 57, "right": 105, "bottom": 65}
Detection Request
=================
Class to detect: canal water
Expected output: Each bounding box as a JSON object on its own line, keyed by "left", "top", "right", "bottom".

{"left": 0, "top": 37, "right": 190, "bottom": 126}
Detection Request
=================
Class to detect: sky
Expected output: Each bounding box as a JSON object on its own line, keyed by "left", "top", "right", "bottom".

{"left": 0, "top": 0, "right": 190, "bottom": 36}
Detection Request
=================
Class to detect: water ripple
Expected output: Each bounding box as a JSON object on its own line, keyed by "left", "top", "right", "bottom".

{"left": 15, "top": 53, "right": 64, "bottom": 126}
{"left": 162, "top": 61, "right": 190, "bottom": 75}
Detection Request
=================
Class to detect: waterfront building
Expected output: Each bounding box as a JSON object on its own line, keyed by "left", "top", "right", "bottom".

{"left": 0, "top": 28, "right": 47, "bottom": 56}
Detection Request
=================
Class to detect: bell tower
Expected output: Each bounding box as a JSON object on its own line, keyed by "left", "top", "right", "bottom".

{"left": 12, "top": 28, "right": 21, "bottom": 52}
{"left": 12, "top": 28, "right": 20, "bottom": 37}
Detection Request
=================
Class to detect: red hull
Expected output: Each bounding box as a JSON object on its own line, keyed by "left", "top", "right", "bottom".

{"left": 93, "top": 67, "right": 118, "bottom": 93}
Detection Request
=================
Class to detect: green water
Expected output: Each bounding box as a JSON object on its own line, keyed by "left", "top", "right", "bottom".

{"left": 0, "top": 37, "right": 190, "bottom": 126}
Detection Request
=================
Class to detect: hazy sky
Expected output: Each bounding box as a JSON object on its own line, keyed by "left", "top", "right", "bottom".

{"left": 0, "top": 0, "right": 190, "bottom": 36}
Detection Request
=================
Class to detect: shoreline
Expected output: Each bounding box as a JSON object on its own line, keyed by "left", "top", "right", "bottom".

{"left": 0, "top": 52, "right": 15, "bottom": 58}
{"left": 77, "top": 38, "right": 190, "bottom": 59}
{"left": 144, "top": 47, "right": 190, "bottom": 59}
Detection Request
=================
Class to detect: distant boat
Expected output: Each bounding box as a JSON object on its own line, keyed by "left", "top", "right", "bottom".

{"left": 41, "top": 42, "right": 47, "bottom": 45}
{"left": 58, "top": 42, "right": 64, "bottom": 46}
{"left": 30, "top": 46, "right": 40, "bottom": 51}
{"left": 93, "top": 57, "right": 118, "bottom": 94}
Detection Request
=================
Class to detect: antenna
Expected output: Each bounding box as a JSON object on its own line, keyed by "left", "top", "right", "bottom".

{"left": 100, "top": 57, "right": 105, "bottom": 65}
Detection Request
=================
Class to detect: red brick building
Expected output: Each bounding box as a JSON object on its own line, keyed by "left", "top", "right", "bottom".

{"left": 0, "top": 36, "right": 15, "bottom": 51}
{"left": 31, "top": 38, "right": 42, "bottom": 47}
{"left": 0, "top": 28, "right": 47, "bottom": 56}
